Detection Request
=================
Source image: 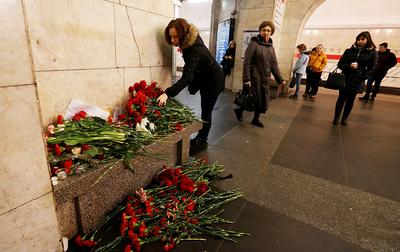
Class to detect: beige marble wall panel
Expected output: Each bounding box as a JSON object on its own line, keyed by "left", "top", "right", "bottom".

{"left": 150, "top": 66, "right": 172, "bottom": 91}
{"left": 36, "top": 69, "right": 124, "bottom": 126}
{"left": 25, "top": 0, "right": 115, "bottom": 70}
{"left": 120, "top": 0, "right": 174, "bottom": 17}
{"left": 0, "top": 86, "right": 52, "bottom": 214}
{"left": 0, "top": 1, "right": 33, "bottom": 86}
{"left": 0, "top": 193, "right": 61, "bottom": 252}
{"left": 126, "top": 8, "right": 172, "bottom": 67}
{"left": 115, "top": 5, "right": 140, "bottom": 67}
{"left": 240, "top": 0, "right": 274, "bottom": 9}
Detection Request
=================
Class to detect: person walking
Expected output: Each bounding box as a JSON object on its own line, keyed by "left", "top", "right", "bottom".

{"left": 332, "top": 31, "right": 378, "bottom": 126}
{"left": 234, "top": 21, "right": 286, "bottom": 127}
{"left": 359, "top": 42, "right": 397, "bottom": 101}
{"left": 303, "top": 44, "right": 327, "bottom": 99}
{"left": 289, "top": 44, "right": 309, "bottom": 99}
{"left": 157, "top": 18, "right": 224, "bottom": 154}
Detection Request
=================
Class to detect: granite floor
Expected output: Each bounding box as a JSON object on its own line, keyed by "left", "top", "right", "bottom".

{"left": 172, "top": 86, "right": 400, "bottom": 252}
{"left": 68, "top": 86, "right": 400, "bottom": 251}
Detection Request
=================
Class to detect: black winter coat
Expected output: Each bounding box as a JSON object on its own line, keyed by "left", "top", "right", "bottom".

{"left": 373, "top": 49, "right": 397, "bottom": 78}
{"left": 165, "top": 25, "right": 224, "bottom": 98}
{"left": 242, "top": 35, "right": 283, "bottom": 113}
{"left": 338, "top": 44, "right": 378, "bottom": 92}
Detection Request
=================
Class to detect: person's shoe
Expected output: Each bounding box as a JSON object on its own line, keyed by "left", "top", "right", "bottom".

{"left": 340, "top": 118, "right": 348, "bottom": 126}
{"left": 189, "top": 138, "right": 208, "bottom": 156}
{"left": 251, "top": 119, "right": 264, "bottom": 128}
{"left": 359, "top": 96, "right": 369, "bottom": 101}
{"left": 332, "top": 117, "right": 339, "bottom": 125}
{"left": 234, "top": 108, "right": 243, "bottom": 122}
{"left": 289, "top": 94, "right": 298, "bottom": 99}
{"left": 309, "top": 95, "right": 316, "bottom": 99}
{"left": 302, "top": 93, "right": 308, "bottom": 97}
{"left": 370, "top": 97, "right": 375, "bottom": 102}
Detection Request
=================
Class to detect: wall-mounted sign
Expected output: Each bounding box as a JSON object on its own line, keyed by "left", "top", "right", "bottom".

{"left": 215, "top": 18, "right": 235, "bottom": 64}
{"left": 241, "top": 29, "right": 258, "bottom": 58}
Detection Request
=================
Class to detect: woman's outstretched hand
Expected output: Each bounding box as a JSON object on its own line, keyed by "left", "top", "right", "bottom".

{"left": 157, "top": 93, "right": 168, "bottom": 106}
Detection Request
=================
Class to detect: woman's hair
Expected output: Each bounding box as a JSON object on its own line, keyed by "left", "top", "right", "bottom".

{"left": 258, "top": 21, "right": 275, "bottom": 35}
{"left": 355, "top": 31, "right": 376, "bottom": 49}
{"left": 297, "top": 43, "right": 307, "bottom": 52}
{"left": 164, "top": 18, "right": 190, "bottom": 46}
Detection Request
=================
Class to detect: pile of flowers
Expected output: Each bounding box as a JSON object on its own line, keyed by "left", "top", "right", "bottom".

{"left": 46, "top": 80, "right": 199, "bottom": 178}
{"left": 126, "top": 80, "right": 197, "bottom": 134}
{"left": 74, "top": 160, "right": 248, "bottom": 251}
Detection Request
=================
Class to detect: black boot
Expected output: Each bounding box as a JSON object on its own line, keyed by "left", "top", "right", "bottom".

{"left": 251, "top": 119, "right": 264, "bottom": 127}
{"left": 234, "top": 108, "right": 243, "bottom": 122}
{"left": 251, "top": 111, "right": 264, "bottom": 127}
{"left": 189, "top": 137, "right": 208, "bottom": 156}
{"left": 359, "top": 95, "right": 369, "bottom": 101}
{"left": 332, "top": 117, "right": 339, "bottom": 125}
{"left": 340, "top": 118, "right": 348, "bottom": 126}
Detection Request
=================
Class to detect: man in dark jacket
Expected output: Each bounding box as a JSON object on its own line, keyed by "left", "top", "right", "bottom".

{"left": 360, "top": 42, "right": 397, "bottom": 101}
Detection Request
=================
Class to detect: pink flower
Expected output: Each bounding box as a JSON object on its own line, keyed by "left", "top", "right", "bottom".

{"left": 47, "top": 124, "right": 55, "bottom": 134}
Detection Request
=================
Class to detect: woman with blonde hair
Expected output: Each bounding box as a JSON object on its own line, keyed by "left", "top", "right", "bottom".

{"left": 304, "top": 44, "right": 327, "bottom": 99}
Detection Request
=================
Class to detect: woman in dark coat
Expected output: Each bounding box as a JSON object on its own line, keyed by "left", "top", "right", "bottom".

{"left": 332, "top": 31, "right": 378, "bottom": 126}
{"left": 234, "top": 21, "right": 285, "bottom": 127}
{"left": 221, "top": 41, "right": 236, "bottom": 76}
{"left": 157, "top": 18, "right": 224, "bottom": 152}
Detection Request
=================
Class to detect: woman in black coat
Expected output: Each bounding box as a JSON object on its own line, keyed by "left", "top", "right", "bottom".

{"left": 221, "top": 41, "right": 236, "bottom": 76}
{"left": 332, "top": 31, "right": 378, "bottom": 126}
{"left": 234, "top": 21, "right": 285, "bottom": 127}
{"left": 157, "top": 18, "right": 224, "bottom": 152}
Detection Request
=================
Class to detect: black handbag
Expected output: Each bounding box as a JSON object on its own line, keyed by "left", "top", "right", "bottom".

{"left": 324, "top": 67, "right": 346, "bottom": 90}
{"left": 234, "top": 85, "right": 254, "bottom": 111}
{"left": 289, "top": 76, "right": 296, "bottom": 88}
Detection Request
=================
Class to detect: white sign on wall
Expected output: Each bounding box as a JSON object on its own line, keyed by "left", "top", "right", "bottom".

{"left": 241, "top": 29, "right": 258, "bottom": 58}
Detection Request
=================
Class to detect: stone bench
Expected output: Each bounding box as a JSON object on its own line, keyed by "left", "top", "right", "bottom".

{"left": 53, "top": 122, "right": 202, "bottom": 238}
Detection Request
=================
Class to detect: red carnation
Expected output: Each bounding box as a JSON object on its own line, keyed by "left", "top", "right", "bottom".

{"left": 124, "top": 244, "right": 131, "bottom": 252}
{"left": 118, "top": 114, "right": 126, "bottom": 121}
{"left": 57, "top": 115, "right": 63, "bottom": 124}
{"left": 55, "top": 144, "right": 62, "bottom": 156}
{"left": 185, "top": 199, "right": 196, "bottom": 211}
{"left": 175, "top": 123, "right": 183, "bottom": 131}
{"left": 63, "top": 160, "right": 73, "bottom": 174}
{"left": 152, "top": 226, "right": 161, "bottom": 236}
{"left": 81, "top": 144, "right": 91, "bottom": 151}
{"left": 196, "top": 182, "right": 208, "bottom": 195}
{"left": 154, "top": 110, "right": 161, "bottom": 118}
{"left": 78, "top": 111, "right": 87, "bottom": 118}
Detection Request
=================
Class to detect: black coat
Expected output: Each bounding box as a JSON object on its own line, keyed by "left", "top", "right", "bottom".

{"left": 373, "top": 49, "right": 397, "bottom": 78}
{"left": 242, "top": 35, "right": 283, "bottom": 113}
{"left": 165, "top": 27, "right": 224, "bottom": 98}
{"left": 338, "top": 44, "right": 378, "bottom": 92}
{"left": 221, "top": 47, "right": 236, "bottom": 75}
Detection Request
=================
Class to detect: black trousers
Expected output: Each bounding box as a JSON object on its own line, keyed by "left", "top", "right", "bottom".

{"left": 365, "top": 75, "right": 384, "bottom": 98}
{"left": 197, "top": 90, "right": 221, "bottom": 140}
{"left": 334, "top": 87, "right": 358, "bottom": 120}
{"left": 305, "top": 71, "right": 322, "bottom": 95}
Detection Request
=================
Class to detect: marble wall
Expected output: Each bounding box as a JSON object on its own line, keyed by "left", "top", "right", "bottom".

{"left": 0, "top": 0, "right": 173, "bottom": 250}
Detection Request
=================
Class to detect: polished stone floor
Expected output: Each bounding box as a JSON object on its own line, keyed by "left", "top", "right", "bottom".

{"left": 170, "top": 86, "right": 400, "bottom": 252}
